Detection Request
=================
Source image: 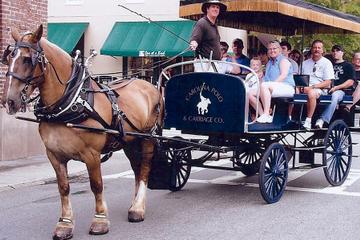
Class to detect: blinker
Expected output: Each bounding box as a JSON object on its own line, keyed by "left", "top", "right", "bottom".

{"left": 1, "top": 45, "right": 13, "bottom": 65}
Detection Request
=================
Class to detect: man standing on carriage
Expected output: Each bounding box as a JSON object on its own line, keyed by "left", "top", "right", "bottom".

{"left": 189, "top": 0, "right": 238, "bottom": 74}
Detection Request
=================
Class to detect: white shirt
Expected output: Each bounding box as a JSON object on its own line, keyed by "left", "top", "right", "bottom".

{"left": 301, "top": 57, "right": 334, "bottom": 86}
{"left": 289, "top": 58, "right": 299, "bottom": 74}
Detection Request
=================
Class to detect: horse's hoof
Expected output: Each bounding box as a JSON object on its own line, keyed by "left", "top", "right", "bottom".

{"left": 89, "top": 214, "right": 110, "bottom": 235}
{"left": 128, "top": 210, "right": 144, "bottom": 222}
{"left": 52, "top": 220, "right": 74, "bottom": 240}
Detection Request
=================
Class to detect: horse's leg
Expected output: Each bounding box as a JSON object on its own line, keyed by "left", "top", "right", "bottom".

{"left": 84, "top": 151, "right": 110, "bottom": 235}
{"left": 125, "top": 139, "right": 154, "bottom": 222}
{"left": 47, "top": 150, "right": 74, "bottom": 240}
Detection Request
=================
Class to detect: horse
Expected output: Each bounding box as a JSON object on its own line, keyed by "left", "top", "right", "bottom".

{"left": 1, "top": 24, "right": 164, "bottom": 240}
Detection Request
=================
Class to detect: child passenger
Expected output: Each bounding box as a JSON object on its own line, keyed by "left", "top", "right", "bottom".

{"left": 245, "top": 57, "right": 264, "bottom": 117}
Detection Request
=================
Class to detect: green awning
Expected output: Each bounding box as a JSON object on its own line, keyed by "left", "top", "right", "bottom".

{"left": 48, "top": 23, "right": 89, "bottom": 53}
{"left": 100, "top": 20, "right": 195, "bottom": 57}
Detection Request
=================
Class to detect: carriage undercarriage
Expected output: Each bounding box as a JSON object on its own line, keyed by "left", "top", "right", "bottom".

{"left": 139, "top": 117, "right": 354, "bottom": 204}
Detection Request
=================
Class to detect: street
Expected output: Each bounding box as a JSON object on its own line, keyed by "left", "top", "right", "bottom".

{"left": 1, "top": 132, "right": 360, "bottom": 240}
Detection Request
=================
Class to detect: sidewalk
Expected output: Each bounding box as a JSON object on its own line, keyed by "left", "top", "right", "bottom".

{"left": 0, "top": 155, "right": 87, "bottom": 192}
{"left": 0, "top": 129, "right": 193, "bottom": 192}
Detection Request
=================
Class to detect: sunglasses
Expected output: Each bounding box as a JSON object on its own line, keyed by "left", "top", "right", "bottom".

{"left": 313, "top": 62, "right": 317, "bottom": 72}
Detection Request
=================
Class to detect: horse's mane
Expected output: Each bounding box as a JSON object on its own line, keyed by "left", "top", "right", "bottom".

{"left": 40, "top": 37, "right": 72, "bottom": 64}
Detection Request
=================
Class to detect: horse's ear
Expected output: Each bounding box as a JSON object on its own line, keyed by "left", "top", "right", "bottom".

{"left": 11, "top": 28, "right": 21, "bottom": 42}
{"left": 32, "top": 25, "right": 43, "bottom": 43}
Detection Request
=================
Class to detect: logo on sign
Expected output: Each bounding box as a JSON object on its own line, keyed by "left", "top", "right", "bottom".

{"left": 197, "top": 83, "right": 211, "bottom": 115}
{"left": 183, "top": 82, "right": 224, "bottom": 124}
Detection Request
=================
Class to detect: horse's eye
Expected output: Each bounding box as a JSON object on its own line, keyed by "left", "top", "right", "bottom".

{"left": 10, "top": 49, "right": 17, "bottom": 58}
{"left": 23, "top": 57, "right": 32, "bottom": 65}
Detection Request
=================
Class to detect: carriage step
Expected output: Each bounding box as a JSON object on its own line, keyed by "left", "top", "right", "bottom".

{"left": 291, "top": 164, "right": 324, "bottom": 169}
{"left": 292, "top": 146, "right": 325, "bottom": 151}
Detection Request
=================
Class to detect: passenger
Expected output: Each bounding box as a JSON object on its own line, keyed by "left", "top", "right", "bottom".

{"left": 246, "top": 57, "right": 264, "bottom": 117}
{"left": 301, "top": 40, "right": 334, "bottom": 130}
{"left": 303, "top": 48, "right": 312, "bottom": 61}
{"left": 315, "top": 45, "right": 355, "bottom": 128}
{"left": 220, "top": 41, "right": 230, "bottom": 60}
{"left": 280, "top": 41, "right": 299, "bottom": 74}
{"left": 345, "top": 51, "right": 360, "bottom": 111}
{"left": 227, "top": 38, "right": 250, "bottom": 74}
{"left": 257, "top": 40, "right": 295, "bottom": 123}
{"left": 257, "top": 47, "right": 269, "bottom": 70}
{"left": 189, "top": 0, "right": 226, "bottom": 71}
{"left": 219, "top": 41, "right": 240, "bottom": 74}
{"left": 289, "top": 49, "right": 302, "bottom": 67}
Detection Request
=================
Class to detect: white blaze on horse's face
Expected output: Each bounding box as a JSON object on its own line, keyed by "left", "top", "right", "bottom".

{"left": 3, "top": 37, "right": 36, "bottom": 114}
{"left": 4, "top": 48, "right": 21, "bottom": 114}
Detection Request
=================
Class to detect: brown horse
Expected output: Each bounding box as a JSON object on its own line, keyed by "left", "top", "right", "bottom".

{"left": 1, "top": 25, "right": 164, "bottom": 239}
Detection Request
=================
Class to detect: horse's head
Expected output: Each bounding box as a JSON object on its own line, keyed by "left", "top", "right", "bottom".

{"left": 1, "top": 25, "right": 45, "bottom": 114}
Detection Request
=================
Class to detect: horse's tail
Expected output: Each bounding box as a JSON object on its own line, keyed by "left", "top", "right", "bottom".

{"left": 156, "top": 88, "right": 165, "bottom": 132}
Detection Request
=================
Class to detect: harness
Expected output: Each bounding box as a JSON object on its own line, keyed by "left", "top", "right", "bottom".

{"left": 2, "top": 38, "right": 157, "bottom": 155}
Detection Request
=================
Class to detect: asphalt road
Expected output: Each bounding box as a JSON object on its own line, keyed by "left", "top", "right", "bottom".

{"left": 1, "top": 132, "right": 360, "bottom": 240}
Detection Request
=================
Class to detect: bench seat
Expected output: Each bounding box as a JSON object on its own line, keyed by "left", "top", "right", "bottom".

{"left": 292, "top": 93, "right": 353, "bottom": 105}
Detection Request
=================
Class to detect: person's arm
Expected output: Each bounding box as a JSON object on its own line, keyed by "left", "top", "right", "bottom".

{"left": 190, "top": 21, "right": 203, "bottom": 51}
{"left": 274, "top": 58, "right": 290, "bottom": 82}
{"left": 312, "top": 79, "right": 331, "bottom": 89}
{"left": 329, "top": 79, "right": 354, "bottom": 93}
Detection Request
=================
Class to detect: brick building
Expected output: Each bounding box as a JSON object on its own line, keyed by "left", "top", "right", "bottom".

{"left": 0, "top": 0, "right": 47, "bottom": 160}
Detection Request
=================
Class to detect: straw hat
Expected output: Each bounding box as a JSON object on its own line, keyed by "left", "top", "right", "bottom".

{"left": 201, "top": 0, "right": 227, "bottom": 14}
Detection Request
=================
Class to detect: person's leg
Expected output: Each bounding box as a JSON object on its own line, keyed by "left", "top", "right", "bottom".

{"left": 305, "top": 88, "right": 318, "bottom": 118}
{"left": 320, "top": 90, "right": 345, "bottom": 123}
{"left": 260, "top": 82, "right": 273, "bottom": 115}
{"left": 248, "top": 89, "right": 263, "bottom": 116}
{"left": 348, "top": 84, "right": 360, "bottom": 109}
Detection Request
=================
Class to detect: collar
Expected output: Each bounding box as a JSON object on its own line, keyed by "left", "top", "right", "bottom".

{"left": 205, "top": 16, "right": 217, "bottom": 26}
{"left": 270, "top": 54, "right": 282, "bottom": 65}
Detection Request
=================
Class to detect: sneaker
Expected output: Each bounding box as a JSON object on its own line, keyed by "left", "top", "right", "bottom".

{"left": 302, "top": 119, "right": 311, "bottom": 130}
{"left": 315, "top": 119, "right": 324, "bottom": 129}
{"left": 257, "top": 114, "right": 273, "bottom": 123}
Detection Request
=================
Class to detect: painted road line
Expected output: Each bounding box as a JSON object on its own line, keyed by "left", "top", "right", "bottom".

{"left": 104, "top": 169, "right": 360, "bottom": 197}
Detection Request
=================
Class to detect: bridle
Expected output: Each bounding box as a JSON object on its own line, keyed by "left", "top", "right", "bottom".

{"left": 2, "top": 38, "right": 47, "bottom": 104}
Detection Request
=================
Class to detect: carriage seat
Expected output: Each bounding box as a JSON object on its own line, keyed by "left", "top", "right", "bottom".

{"left": 292, "top": 93, "right": 353, "bottom": 105}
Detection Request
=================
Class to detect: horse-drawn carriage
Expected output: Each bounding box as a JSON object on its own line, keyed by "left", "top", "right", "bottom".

{"left": 142, "top": 58, "right": 357, "bottom": 204}
{"left": 1, "top": 24, "right": 358, "bottom": 239}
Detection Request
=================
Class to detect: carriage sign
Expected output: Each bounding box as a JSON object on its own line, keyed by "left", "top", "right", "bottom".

{"left": 164, "top": 72, "right": 246, "bottom": 133}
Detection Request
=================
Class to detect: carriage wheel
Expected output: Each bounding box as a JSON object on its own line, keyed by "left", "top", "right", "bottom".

{"left": 234, "top": 138, "right": 267, "bottom": 176}
{"left": 323, "top": 120, "right": 352, "bottom": 186}
{"left": 259, "top": 143, "right": 288, "bottom": 204}
{"left": 166, "top": 138, "right": 192, "bottom": 192}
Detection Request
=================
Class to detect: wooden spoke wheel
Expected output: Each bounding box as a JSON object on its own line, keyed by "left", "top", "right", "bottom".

{"left": 236, "top": 148, "right": 262, "bottom": 176}
{"left": 234, "top": 138, "right": 267, "bottom": 176}
{"left": 166, "top": 138, "right": 192, "bottom": 192}
{"left": 259, "top": 143, "right": 288, "bottom": 204}
{"left": 323, "top": 120, "right": 352, "bottom": 186}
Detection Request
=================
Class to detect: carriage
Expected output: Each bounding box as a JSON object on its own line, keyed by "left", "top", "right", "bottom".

{"left": 142, "top": 59, "right": 358, "bottom": 204}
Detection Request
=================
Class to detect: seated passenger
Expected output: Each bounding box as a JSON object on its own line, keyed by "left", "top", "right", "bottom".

{"left": 226, "top": 38, "right": 250, "bottom": 74}
{"left": 257, "top": 40, "right": 295, "bottom": 123}
{"left": 280, "top": 40, "right": 299, "bottom": 74}
{"left": 245, "top": 57, "right": 264, "bottom": 117}
{"left": 345, "top": 51, "right": 360, "bottom": 111}
{"left": 315, "top": 45, "right": 355, "bottom": 128}
{"left": 301, "top": 40, "right": 334, "bottom": 130}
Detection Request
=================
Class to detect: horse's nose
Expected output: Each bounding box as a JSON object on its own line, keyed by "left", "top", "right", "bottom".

{"left": 7, "top": 99, "right": 15, "bottom": 108}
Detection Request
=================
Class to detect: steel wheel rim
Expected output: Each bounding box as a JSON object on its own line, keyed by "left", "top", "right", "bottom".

{"left": 167, "top": 147, "right": 191, "bottom": 191}
{"left": 323, "top": 120, "right": 352, "bottom": 186}
{"left": 259, "top": 143, "right": 288, "bottom": 203}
